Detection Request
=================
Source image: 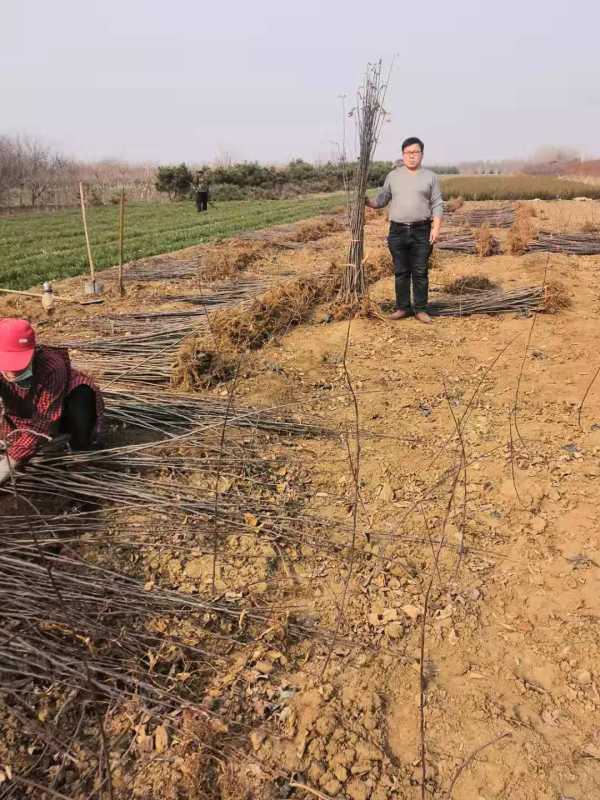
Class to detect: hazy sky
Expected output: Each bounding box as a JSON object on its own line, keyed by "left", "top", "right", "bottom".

{"left": 3, "top": 0, "right": 599, "bottom": 165}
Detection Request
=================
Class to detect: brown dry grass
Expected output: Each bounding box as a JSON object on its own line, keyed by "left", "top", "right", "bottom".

{"left": 514, "top": 201, "right": 538, "bottom": 218}
{"left": 172, "top": 270, "right": 341, "bottom": 388}
{"left": 172, "top": 342, "right": 237, "bottom": 389}
{"left": 210, "top": 274, "right": 337, "bottom": 351}
{"left": 328, "top": 295, "right": 388, "bottom": 321}
{"left": 543, "top": 280, "right": 572, "bottom": 313}
{"left": 364, "top": 248, "right": 392, "bottom": 279}
{"left": 581, "top": 219, "right": 600, "bottom": 233}
{"left": 201, "top": 242, "right": 266, "bottom": 280}
{"left": 126, "top": 711, "right": 257, "bottom": 800}
{"left": 172, "top": 250, "right": 391, "bottom": 388}
{"left": 291, "top": 216, "right": 346, "bottom": 242}
{"left": 444, "top": 274, "right": 499, "bottom": 294}
{"left": 445, "top": 196, "right": 465, "bottom": 213}
{"left": 207, "top": 252, "right": 390, "bottom": 354}
{"left": 429, "top": 248, "right": 443, "bottom": 271}
{"left": 475, "top": 223, "right": 499, "bottom": 257}
{"left": 507, "top": 205, "right": 537, "bottom": 255}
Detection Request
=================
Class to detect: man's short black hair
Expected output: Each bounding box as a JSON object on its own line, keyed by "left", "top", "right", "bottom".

{"left": 402, "top": 137, "right": 424, "bottom": 152}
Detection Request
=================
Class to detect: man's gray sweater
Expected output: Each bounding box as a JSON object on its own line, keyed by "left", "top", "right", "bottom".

{"left": 371, "top": 166, "right": 443, "bottom": 223}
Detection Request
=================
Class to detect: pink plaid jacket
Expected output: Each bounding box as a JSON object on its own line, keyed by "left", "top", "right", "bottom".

{"left": 0, "top": 345, "right": 104, "bottom": 462}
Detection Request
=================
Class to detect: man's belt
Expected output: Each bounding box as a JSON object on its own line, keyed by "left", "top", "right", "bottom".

{"left": 390, "top": 219, "right": 431, "bottom": 228}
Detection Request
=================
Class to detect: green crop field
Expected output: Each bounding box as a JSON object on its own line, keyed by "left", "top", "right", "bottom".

{"left": 0, "top": 194, "right": 347, "bottom": 291}
{"left": 4, "top": 177, "right": 599, "bottom": 292}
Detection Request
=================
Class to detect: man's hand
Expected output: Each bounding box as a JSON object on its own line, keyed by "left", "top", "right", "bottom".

{"left": 430, "top": 218, "right": 442, "bottom": 244}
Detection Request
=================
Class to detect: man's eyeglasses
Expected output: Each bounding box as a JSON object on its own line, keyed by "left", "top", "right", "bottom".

{"left": 404, "top": 149, "right": 422, "bottom": 156}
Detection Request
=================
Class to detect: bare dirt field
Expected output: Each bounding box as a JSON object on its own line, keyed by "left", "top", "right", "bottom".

{"left": 1, "top": 200, "right": 599, "bottom": 800}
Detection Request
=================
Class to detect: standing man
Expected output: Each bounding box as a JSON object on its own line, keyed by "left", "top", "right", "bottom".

{"left": 194, "top": 171, "right": 210, "bottom": 213}
{"left": 367, "top": 137, "right": 443, "bottom": 323}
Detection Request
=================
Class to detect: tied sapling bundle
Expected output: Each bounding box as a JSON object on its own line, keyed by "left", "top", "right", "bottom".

{"left": 338, "top": 60, "right": 391, "bottom": 308}
{"left": 428, "top": 282, "right": 571, "bottom": 317}
{"left": 526, "top": 230, "right": 600, "bottom": 255}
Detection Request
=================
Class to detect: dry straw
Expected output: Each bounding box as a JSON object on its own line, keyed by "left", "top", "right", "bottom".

{"left": 173, "top": 253, "right": 394, "bottom": 388}
{"left": 475, "top": 223, "right": 500, "bottom": 257}
{"left": 444, "top": 274, "right": 499, "bottom": 295}
{"left": 204, "top": 253, "right": 393, "bottom": 352}
{"left": 581, "top": 220, "right": 600, "bottom": 234}
{"left": 507, "top": 204, "right": 537, "bottom": 254}
{"left": 200, "top": 241, "right": 266, "bottom": 280}
{"left": 445, "top": 196, "right": 465, "bottom": 213}
{"left": 429, "top": 248, "right": 443, "bottom": 271}
{"left": 173, "top": 271, "right": 340, "bottom": 388}
{"left": 543, "top": 280, "right": 572, "bottom": 313}
{"left": 514, "top": 200, "right": 538, "bottom": 218}
{"left": 209, "top": 274, "right": 336, "bottom": 350}
{"left": 293, "top": 216, "right": 345, "bottom": 243}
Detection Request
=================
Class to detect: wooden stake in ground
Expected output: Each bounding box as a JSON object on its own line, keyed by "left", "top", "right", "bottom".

{"left": 79, "top": 182, "right": 96, "bottom": 288}
{"left": 338, "top": 60, "right": 390, "bottom": 308}
{"left": 118, "top": 188, "right": 126, "bottom": 297}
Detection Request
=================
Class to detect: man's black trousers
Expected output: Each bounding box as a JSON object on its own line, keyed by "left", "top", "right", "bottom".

{"left": 196, "top": 191, "right": 209, "bottom": 212}
{"left": 387, "top": 220, "right": 432, "bottom": 312}
{"left": 59, "top": 385, "right": 97, "bottom": 450}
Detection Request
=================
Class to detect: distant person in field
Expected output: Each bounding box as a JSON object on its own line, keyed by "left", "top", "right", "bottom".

{"left": 194, "top": 172, "right": 210, "bottom": 213}
{"left": 366, "top": 137, "right": 443, "bottom": 324}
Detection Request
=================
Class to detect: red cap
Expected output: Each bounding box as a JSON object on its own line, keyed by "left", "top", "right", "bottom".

{"left": 0, "top": 318, "right": 36, "bottom": 372}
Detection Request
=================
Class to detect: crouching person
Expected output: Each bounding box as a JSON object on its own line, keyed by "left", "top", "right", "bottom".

{"left": 0, "top": 318, "right": 105, "bottom": 485}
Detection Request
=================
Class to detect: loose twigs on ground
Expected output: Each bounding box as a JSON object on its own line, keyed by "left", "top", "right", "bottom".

{"left": 103, "top": 385, "right": 332, "bottom": 438}
{"left": 511, "top": 256, "right": 550, "bottom": 450}
{"left": 578, "top": 364, "right": 600, "bottom": 429}
{"left": 10, "top": 777, "right": 75, "bottom": 800}
{"left": 211, "top": 360, "right": 241, "bottom": 594}
{"left": 444, "top": 275, "right": 499, "bottom": 295}
{"left": 442, "top": 378, "right": 469, "bottom": 573}
{"left": 321, "top": 312, "right": 362, "bottom": 676}
{"left": 289, "top": 780, "right": 336, "bottom": 800}
{"left": 445, "top": 732, "right": 512, "bottom": 799}
{"left": 3, "top": 430, "right": 115, "bottom": 800}
{"left": 419, "top": 464, "right": 463, "bottom": 799}
{"left": 62, "top": 276, "right": 278, "bottom": 384}
{"left": 508, "top": 255, "right": 551, "bottom": 507}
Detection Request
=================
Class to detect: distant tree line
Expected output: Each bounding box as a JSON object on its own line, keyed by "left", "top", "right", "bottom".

{"left": 0, "top": 135, "right": 158, "bottom": 210}
{"left": 0, "top": 135, "right": 79, "bottom": 208}
{"left": 155, "top": 159, "right": 460, "bottom": 201}
{"left": 0, "top": 132, "right": 461, "bottom": 210}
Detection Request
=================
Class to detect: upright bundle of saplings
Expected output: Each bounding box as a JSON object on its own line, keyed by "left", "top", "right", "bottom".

{"left": 338, "top": 60, "right": 391, "bottom": 307}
